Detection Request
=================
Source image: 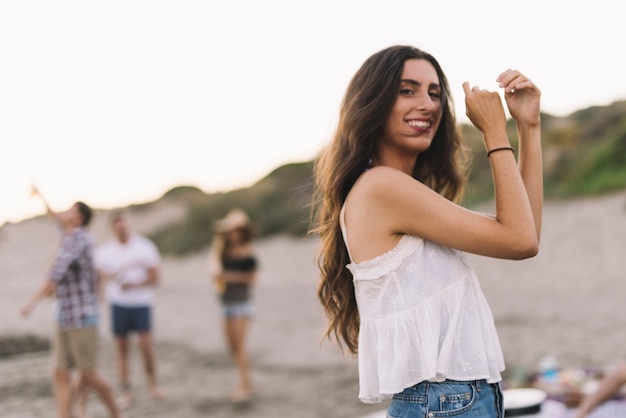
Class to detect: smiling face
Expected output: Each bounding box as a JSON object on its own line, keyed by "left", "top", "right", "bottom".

{"left": 379, "top": 58, "right": 443, "bottom": 163}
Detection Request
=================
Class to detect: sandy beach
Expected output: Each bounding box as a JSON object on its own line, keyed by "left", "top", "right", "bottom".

{"left": 2, "top": 190, "right": 626, "bottom": 417}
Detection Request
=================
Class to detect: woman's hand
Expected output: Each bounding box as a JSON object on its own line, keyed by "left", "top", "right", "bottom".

{"left": 462, "top": 82, "right": 507, "bottom": 134}
{"left": 497, "top": 69, "right": 541, "bottom": 127}
{"left": 463, "top": 82, "right": 508, "bottom": 148}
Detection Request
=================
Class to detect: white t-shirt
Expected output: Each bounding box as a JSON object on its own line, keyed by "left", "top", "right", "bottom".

{"left": 95, "top": 235, "right": 161, "bottom": 307}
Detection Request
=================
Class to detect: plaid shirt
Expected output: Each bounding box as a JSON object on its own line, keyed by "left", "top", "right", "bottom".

{"left": 49, "top": 227, "right": 98, "bottom": 330}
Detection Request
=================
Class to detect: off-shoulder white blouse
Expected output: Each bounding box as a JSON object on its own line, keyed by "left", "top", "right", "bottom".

{"left": 340, "top": 206, "right": 505, "bottom": 403}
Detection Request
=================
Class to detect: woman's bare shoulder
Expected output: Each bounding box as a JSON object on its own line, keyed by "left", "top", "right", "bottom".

{"left": 349, "top": 166, "right": 424, "bottom": 205}
{"left": 351, "top": 166, "right": 411, "bottom": 192}
{"left": 343, "top": 167, "right": 415, "bottom": 262}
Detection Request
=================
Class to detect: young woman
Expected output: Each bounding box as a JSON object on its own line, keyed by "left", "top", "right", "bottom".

{"left": 312, "top": 45, "right": 542, "bottom": 417}
{"left": 209, "top": 208, "right": 257, "bottom": 402}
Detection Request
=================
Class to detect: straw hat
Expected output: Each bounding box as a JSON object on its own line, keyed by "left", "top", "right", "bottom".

{"left": 215, "top": 209, "right": 250, "bottom": 233}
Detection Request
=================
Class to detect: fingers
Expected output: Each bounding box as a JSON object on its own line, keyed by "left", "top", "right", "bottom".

{"left": 467, "top": 69, "right": 535, "bottom": 96}
{"left": 463, "top": 81, "right": 486, "bottom": 97}
{"left": 462, "top": 81, "right": 471, "bottom": 95}
{"left": 497, "top": 69, "right": 536, "bottom": 94}
{"left": 462, "top": 79, "right": 507, "bottom": 134}
{"left": 497, "top": 69, "right": 541, "bottom": 124}
{"left": 463, "top": 81, "right": 493, "bottom": 95}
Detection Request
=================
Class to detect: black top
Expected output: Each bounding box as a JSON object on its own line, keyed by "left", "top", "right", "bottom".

{"left": 221, "top": 255, "right": 257, "bottom": 303}
{"left": 222, "top": 256, "right": 257, "bottom": 272}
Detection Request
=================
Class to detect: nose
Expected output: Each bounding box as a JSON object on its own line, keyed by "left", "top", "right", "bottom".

{"left": 416, "top": 91, "right": 436, "bottom": 111}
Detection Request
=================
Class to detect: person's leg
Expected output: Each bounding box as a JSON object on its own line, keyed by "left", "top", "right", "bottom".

{"left": 115, "top": 338, "right": 130, "bottom": 388}
{"left": 137, "top": 331, "right": 165, "bottom": 399}
{"left": 133, "top": 305, "right": 165, "bottom": 399}
{"left": 225, "top": 315, "right": 252, "bottom": 401}
{"left": 54, "top": 369, "right": 73, "bottom": 418}
{"left": 53, "top": 327, "right": 73, "bottom": 418}
{"left": 71, "top": 326, "right": 120, "bottom": 418}
{"left": 80, "top": 370, "right": 124, "bottom": 418}
{"left": 73, "top": 373, "right": 90, "bottom": 418}
{"left": 111, "top": 304, "right": 132, "bottom": 408}
{"left": 114, "top": 336, "right": 132, "bottom": 407}
{"left": 73, "top": 326, "right": 124, "bottom": 418}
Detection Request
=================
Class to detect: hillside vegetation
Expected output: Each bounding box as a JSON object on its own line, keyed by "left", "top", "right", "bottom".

{"left": 138, "top": 100, "right": 626, "bottom": 256}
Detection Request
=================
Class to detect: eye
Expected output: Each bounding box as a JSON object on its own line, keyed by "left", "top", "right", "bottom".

{"left": 429, "top": 91, "right": 441, "bottom": 100}
{"left": 399, "top": 88, "right": 414, "bottom": 96}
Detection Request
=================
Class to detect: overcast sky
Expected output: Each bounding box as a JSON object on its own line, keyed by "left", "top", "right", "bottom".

{"left": 2, "top": 0, "right": 624, "bottom": 225}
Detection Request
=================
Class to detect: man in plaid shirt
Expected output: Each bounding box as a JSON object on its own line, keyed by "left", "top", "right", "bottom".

{"left": 21, "top": 188, "right": 124, "bottom": 418}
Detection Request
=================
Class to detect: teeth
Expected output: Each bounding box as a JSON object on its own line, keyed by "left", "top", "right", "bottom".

{"left": 407, "top": 120, "right": 430, "bottom": 128}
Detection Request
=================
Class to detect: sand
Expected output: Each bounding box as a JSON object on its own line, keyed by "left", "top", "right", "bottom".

{"left": 2, "top": 190, "right": 626, "bottom": 417}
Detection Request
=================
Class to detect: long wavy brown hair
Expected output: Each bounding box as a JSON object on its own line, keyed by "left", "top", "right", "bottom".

{"left": 311, "top": 45, "right": 469, "bottom": 355}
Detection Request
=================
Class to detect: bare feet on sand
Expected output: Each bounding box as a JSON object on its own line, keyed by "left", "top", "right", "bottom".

{"left": 117, "top": 391, "right": 132, "bottom": 410}
{"left": 117, "top": 386, "right": 166, "bottom": 410}
{"left": 150, "top": 385, "right": 167, "bottom": 401}
{"left": 230, "top": 386, "right": 252, "bottom": 403}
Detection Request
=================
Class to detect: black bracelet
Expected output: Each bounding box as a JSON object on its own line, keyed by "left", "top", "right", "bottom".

{"left": 487, "top": 146, "right": 515, "bottom": 157}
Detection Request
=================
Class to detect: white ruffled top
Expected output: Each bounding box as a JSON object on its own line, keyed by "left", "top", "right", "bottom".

{"left": 340, "top": 207, "right": 505, "bottom": 403}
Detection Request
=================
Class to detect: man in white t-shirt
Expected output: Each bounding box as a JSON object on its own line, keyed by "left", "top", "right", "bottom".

{"left": 95, "top": 210, "right": 165, "bottom": 408}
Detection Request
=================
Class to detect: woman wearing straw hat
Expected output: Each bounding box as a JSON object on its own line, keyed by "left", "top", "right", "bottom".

{"left": 209, "top": 208, "right": 257, "bottom": 402}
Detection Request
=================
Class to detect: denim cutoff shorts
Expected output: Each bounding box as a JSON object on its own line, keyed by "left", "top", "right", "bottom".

{"left": 222, "top": 301, "right": 254, "bottom": 319}
{"left": 387, "top": 379, "right": 503, "bottom": 418}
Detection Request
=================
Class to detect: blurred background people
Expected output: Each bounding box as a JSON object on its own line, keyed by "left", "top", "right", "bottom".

{"left": 21, "top": 186, "right": 123, "bottom": 418}
{"left": 209, "top": 208, "right": 258, "bottom": 402}
{"left": 572, "top": 363, "right": 626, "bottom": 418}
{"left": 95, "top": 210, "right": 166, "bottom": 408}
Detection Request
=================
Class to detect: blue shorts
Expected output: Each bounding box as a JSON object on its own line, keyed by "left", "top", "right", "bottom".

{"left": 222, "top": 301, "right": 254, "bottom": 319}
{"left": 111, "top": 304, "right": 151, "bottom": 336}
{"left": 387, "top": 379, "right": 503, "bottom": 418}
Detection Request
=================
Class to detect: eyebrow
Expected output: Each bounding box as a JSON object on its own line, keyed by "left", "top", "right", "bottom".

{"left": 400, "top": 79, "right": 441, "bottom": 89}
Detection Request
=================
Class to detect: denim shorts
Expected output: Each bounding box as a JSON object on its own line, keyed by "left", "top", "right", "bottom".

{"left": 222, "top": 301, "right": 254, "bottom": 319}
{"left": 387, "top": 379, "right": 503, "bottom": 418}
